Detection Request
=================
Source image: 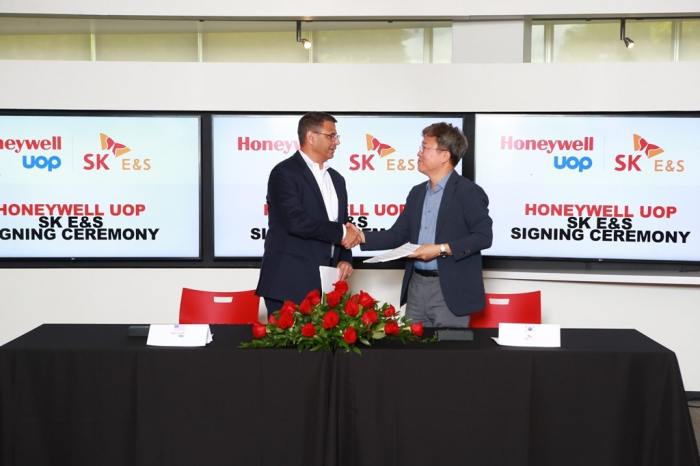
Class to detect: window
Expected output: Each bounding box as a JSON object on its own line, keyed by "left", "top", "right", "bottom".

{"left": 0, "top": 17, "right": 452, "bottom": 64}
{"left": 680, "top": 20, "right": 700, "bottom": 61}
{"left": 532, "top": 19, "right": 699, "bottom": 63}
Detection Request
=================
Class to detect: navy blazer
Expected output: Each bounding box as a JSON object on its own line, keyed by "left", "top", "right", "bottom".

{"left": 361, "top": 170, "right": 493, "bottom": 315}
{"left": 256, "top": 151, "right": 352, "bottom": 304}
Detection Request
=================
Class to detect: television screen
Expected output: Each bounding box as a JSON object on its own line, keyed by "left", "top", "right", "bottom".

{"left": 474, "top": 114, "right": 699, "bottom": 262}
{"left": 213, "top": 115, "right": 463, "bottom": 258}
{"left": 0, "top": 115, "right": 200, "bottom": 258}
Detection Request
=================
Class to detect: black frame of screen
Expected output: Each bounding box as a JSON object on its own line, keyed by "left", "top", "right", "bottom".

{"left": 2, "top": 109, "right": 699, "bottom": 274}
{"left": 472, "top": 111, "right": 700, "bottom": 273}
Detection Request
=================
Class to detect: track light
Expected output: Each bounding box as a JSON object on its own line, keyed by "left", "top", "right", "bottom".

{"left": 296, "top": 21, "right": 312, "bottom": 49}
{"left": 620, "top": 19, "right": 634, "bottom": 49}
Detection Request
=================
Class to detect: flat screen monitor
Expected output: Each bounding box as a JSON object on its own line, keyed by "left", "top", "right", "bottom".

{"left": 213, "top": 115, "right": 463, "bottom": 258}
{"left": 0, "top": 115, "right": 201, "bottom": 259}
{"left": 474, "top": 114, "right": 698, "bottom": 262}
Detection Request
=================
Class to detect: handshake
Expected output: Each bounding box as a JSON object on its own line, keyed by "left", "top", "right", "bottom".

{"left": 342, "top": 222, "right": 365, "bottom": 249}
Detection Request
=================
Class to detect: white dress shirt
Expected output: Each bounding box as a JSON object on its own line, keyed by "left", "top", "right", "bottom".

{"left": 299, "top": 150, "right": 346, "bottom": 251}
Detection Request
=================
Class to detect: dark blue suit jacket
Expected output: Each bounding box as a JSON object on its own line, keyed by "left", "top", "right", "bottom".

{"left": 361, "top": 170, "right": 492, "bottom": 315}
{"left": 256, "top": 151, "right": 352, "bottom": 304}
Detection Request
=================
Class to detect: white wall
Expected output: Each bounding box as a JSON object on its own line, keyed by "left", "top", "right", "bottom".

{"left": 1, "top": 0, "right": 698, "bottom": 19}
{"left": 2, "top": 61, "right": 699, "bottom": 112}
{"left": 2, "top": 1, "right": 700, "bottom": 391}
{"left": 453, "top": 20, "right": 532, "bottom": 63}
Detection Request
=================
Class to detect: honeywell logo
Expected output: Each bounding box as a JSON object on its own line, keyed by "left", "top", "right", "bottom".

{"left": 238, "top": 137, "right": 300, "bottom": 154}
{"left": 501, "top": 136, "right": 594, "bottom": 154}
{"left": 0, "top": 136, "right": 62, "bottom": 153}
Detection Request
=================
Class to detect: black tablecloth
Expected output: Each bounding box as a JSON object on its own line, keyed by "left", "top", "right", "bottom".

{"left": 333, "top": 329, "right": 700, "bottom": 466}
{"left": 0, "top": 325, "right": 333, "bottom": 466}
{"left": 1, "top": 325, "right": 698, "bottom": 466}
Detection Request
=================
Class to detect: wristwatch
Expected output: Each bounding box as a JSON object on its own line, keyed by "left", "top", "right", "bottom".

{"left": 439, "top": 243, "right": 448, "bottom": 258}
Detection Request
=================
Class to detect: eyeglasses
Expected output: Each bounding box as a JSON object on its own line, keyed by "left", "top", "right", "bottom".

{"left": 418, "top": 145, "right": 445, "bottom": 153}
{"left": 313, "top": 132, "right": 341, "bottom": 142}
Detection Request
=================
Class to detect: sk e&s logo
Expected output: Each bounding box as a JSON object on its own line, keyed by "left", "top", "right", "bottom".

{"left": 614, "top": 134, "right": 684, "bottom": 173}
{"left": 83, "top": 133, "right": 151, "bottom": 171}
{"left": 0, "top": 135, "right": 63, "bottom": 172}
{"left": 349, "top": 134, "right": 415, "bottom": 171}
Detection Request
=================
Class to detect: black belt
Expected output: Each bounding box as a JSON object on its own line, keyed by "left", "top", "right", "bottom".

{"left": 414, "top": 268, "right": 439, "bottom": 277}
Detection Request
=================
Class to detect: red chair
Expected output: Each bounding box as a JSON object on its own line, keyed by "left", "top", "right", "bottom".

{"left": 469, "top": 291, "right": 541, "bottom": 328}
{"left": 179, "top": 288, "right": 260, "bottom": 324}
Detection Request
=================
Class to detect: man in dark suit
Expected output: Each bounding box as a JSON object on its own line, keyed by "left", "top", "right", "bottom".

{"left": 256, "top": 112, "right": 361, "bottom": 316}
{"left": 346, "top": 122, "right": 492, "bottom": 327}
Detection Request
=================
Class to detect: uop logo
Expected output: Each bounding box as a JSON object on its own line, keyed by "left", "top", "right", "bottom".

{"left": 500, "top": 135, "right": 594, "bottom": 172}
{"left": 83, "top": 133, "right": 151, "bottom": 171}
{"left": 0, "top": 135, "right": 63, "bottom": 172}
{"left": 615, "top": 134, "right": 684, "bottom": 173}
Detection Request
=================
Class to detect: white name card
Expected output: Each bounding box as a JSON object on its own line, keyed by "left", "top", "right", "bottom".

{"left": 147, "top": 324, "right": 213, "bottom": 347}
{"left": 493, "top": 323, "right": 561, "bottom": 348}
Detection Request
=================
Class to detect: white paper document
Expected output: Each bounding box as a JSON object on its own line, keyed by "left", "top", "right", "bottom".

{"left": 147, "top": 324, "right": 213, "bottom": 347}
{"left": 319, "top": 265, "right": 340, "bottom": 293}
{"left": 492, "top": 323, "right": 561, "bottom": 348}
{"left": 363, "top": 243, "right": 420, "bottom": 263}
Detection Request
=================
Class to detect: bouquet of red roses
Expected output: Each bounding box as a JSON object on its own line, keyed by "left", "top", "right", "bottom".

{"left": 240, "top": 280, "right": 430, "bottom": 354}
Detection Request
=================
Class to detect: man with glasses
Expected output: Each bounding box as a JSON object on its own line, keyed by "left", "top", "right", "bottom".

{"left": 345, "top": 122, "right": 492, "bottom": 327}
{"left": 256, "top": 111, "right": 361, "bottom": 316}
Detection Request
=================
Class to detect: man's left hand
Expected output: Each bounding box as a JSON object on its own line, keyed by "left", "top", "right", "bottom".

{"left": 337, "top": 260, "right": 354, "bottom": 280}
{"left": 408, "top": 244, "right": 442, "bottom": 261}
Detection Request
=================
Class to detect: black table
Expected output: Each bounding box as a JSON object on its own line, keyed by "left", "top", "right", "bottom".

{"left": 0, "top": 325, "right": 333, "bottom": 466}
{"left": 333, "top": 329, "right": 700, "bottom": 466}
{"left": 1, "top": 325, "right": 698, "bottom": 466}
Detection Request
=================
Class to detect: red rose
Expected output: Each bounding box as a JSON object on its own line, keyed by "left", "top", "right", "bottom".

{"left": 350, "top": 294, "right": 360, "bottom": 303}
{"left": 343, "top": 327, "right": 357, "bottom": 344}
{"left": 385, "top": 321, "right": 400, "bottom": 335}
{"left": 268, "top": 313, "right": 277, "bottom": 324}
{"left": 276, "top": 312, "right": 294, "bottom": 329}
{"left": 305, "top": 290, "right": 321, "bottom": 306}
{"left": 344, "top": 299, "right": 359, "bottom": 317}
{"left": 358, "top": 291, "right": 375, "bottom": 309}
{"left": 383, "top": 305, "right": 396, "bottom": 317}
{"left": 252, "top": 322, "right": 267, "bottom": 338}
{"left": 326, "top": 290, "right": 342, "bottom": 308}
{"left": 299, "top": 299, "right": 314, "bottom": 315}
{"left": 323, "top": 310, "right": 340, "bottom": 329}
{"left": 301, "top": 322, "right": 316, "bottom": 338}
{"left": 410, "top": 322, "right": 424, "bottom": 337}
{"left": 362, "top": 309, "right": 377, "bottom": 326}
{"left": 280, "top": 300, "right": 297, "bottom": 315}
{"left": 334, "top": 280, "right": 349, "bottom": 295}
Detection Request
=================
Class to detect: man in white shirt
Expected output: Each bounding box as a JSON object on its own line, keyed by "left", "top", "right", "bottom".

{"left": 256, "top": 112, "right": 361, "bottom": 315}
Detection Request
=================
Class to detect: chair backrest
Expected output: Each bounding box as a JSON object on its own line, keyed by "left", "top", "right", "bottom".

{"left": 469, "top": 291, "right": 541, "bottom": 328}
{"left": 179, "top": 288, "right": 260, "bottom": 324}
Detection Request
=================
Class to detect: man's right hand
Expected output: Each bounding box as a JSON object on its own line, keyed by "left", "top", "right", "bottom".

{"left": 342, "top": 223, "right": 364, "bottom": 249}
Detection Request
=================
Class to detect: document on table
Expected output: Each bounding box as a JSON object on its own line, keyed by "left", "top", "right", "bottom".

{"left": 363, "top": 243, "right": 420, "bottom": 263}
{"left": 319, "top": 266, "right": 340, "bottom": 293}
